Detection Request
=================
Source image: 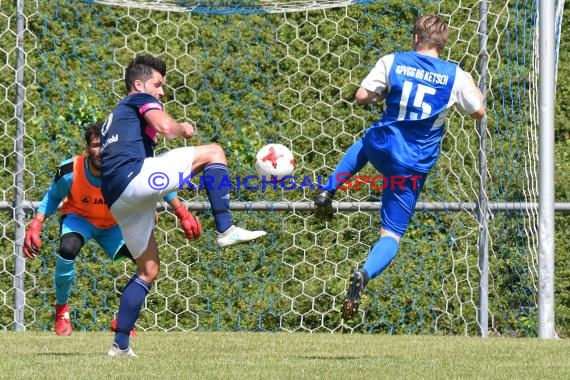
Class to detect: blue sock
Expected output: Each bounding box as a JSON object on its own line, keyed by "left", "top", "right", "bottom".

{"left": 202, "top": 163, "right": 233, "bottom": 233}
{"left": 54, "top": 256, "right": 75, "bottom": 305}
{"left": 362, "top": 236, "right": 400, "bottom": 279}
{"left": 322, "top": 138, "right": 369, "bottom": 193}
{"left": 115, "top": 274, "right": 150, "bottom": 350}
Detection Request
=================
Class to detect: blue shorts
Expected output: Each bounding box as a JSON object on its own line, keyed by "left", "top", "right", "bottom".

{"left": 60, "top": 213, "right": 126, "bottom": 261}
{"left": 362, "top": 136, "right": 429, "bottom": 237}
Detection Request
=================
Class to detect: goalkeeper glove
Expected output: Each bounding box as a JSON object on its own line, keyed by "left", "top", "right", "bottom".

{"left": 23, "top": 217, "right": 43, "bottom": 259}
{"left": 174, "top": 204, "right": 202, "bottom": 240}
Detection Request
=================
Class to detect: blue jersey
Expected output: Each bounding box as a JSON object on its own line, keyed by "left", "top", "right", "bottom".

{"left": 364, "top": 51, "right": 460, "bottom": 173}
{"left": 100, "top": 93, "right": 162, "bottom": 206}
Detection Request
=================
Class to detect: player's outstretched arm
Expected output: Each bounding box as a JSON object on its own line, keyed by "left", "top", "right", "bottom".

{"left": 167, "top": 196, "right": 202, "bottom": 240}
{"left": 24, "top": 163, "right": 71, "bottom": 259}
{"left": 355, "top": 87, "right": 387, "bottom": 105}
{"left": 23, "top": 213, "right": 46, "bottom": 259}
{"left": 464, "top": 72, "right": 486, "bottom": 120}
{"left": 145, "top": 109, "right": 195, "bottom": 139}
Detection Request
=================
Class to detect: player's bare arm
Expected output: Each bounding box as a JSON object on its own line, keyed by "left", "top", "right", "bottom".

{"left": 470, "top": 103, "right": 486, "bottom": 120}
{"left": 464, "top": 71, "right": 486, "bottom": 120}
{"left": 355, "top": 86, "right": 387, "bottom": 105}
{"left": 145, "top": 110, "right": 195, "bottom": 138}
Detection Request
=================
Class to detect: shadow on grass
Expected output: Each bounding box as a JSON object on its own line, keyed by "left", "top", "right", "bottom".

{"left": 298, "top": 355, "right": 375, "bottom": 360}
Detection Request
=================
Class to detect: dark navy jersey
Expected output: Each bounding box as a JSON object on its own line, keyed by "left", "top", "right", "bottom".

{"left": 361, "top": 51, "right": 481, "bottom": 172}
{"left": 100, "top": 92, "right": 162, "bottom": 206}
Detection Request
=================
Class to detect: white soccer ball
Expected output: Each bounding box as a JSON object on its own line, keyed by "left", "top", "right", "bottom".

{"left": 254, "top": 143, "right": 295, "bottom": 180}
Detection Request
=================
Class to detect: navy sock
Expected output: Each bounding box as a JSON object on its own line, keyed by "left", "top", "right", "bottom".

{"left": 114, "top": 274, "right": 150, "bottom": 350}
{"left": 202, "top": 163, "right": 232, "bottom": 233}
{"left": 362, "top": 235, "right": 400, "bottom": 279}
{"left": 323, "top": 138, "right": 369, "bottom": 193}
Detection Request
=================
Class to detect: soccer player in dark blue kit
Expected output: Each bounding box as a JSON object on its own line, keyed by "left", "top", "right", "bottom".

{"left": 23, "top": 123, "right": 195, "bottom": 336}
{"left": 101, "top": 54, "right": 266, "bottom": 356}
{"left": 313, "top": 15, "right": 486, "bottom": 320}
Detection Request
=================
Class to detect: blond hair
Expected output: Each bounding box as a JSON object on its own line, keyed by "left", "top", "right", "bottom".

{"left": 413, "top": 15, "right": 449, "bottom": 53}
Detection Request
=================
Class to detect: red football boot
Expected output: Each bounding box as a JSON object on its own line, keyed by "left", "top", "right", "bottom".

{"left": 54, "top": 304, "right": 72, "bottom": 336}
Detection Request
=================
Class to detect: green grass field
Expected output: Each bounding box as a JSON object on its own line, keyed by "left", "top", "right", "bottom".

{"left": 1, "top": 332, "right": 568, "bottom": 379}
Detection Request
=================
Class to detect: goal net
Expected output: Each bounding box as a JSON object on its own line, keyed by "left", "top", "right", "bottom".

{"left": 0, "top": 0, "right": 560, "bottom": 335}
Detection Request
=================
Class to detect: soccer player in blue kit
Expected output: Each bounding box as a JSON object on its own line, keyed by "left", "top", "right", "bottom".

{"left": 101, "top": 55, "right": 266, "bottom": 356}
{"left": 23, "top": 123, "right": 197, "bottom": 336}
{"left": 313, "top": 15, "right": 486, "bottom": 320}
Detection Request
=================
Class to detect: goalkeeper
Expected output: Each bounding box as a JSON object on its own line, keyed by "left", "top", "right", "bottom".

{"left": 313, "top": 15, "right": 486, "bottom": 320}
{"left": 23, "top": 122, "right": 199, "bottom": 336}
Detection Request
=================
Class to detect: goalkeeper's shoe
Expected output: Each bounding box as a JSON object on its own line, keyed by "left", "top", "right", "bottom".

{"left": 54, "top": 303, "right": 72, "bottom": 336}
{"left": 107, "top": 342, "right": 137, "bottom": 358}
{"left": 216, "top": 225, "right": 266, "bottom": 248}
{"left": 110, "top": 317, "right": 137, "bottom": 337}
{"left": 341, "top": 269, "right": 369, "bottom": 320}
{"left": 313, "top": 190, "right": 334, "bottom": 221}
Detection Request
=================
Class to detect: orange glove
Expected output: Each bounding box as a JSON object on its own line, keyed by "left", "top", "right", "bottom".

{"left": 23, "top": 217, "right": 43, "bottom": 259}
{"left": 174, "top": 204, "right": 202, "bottom": 240}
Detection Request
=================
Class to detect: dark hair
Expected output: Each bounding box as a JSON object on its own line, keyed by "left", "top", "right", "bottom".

{"left": 124, "top": 54, "right": 167, "bottom": 92}
{"left": 84, "top": 122, "right": 102, "bottom": 145}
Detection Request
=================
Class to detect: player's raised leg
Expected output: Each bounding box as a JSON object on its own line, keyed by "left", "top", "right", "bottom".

{"left": 190, "top": 144, "right": 266, "bottom": 247}
{"left": 314, "top": 138, "right": 369, "bottom": 221}
{"left": 341, "top": 154, "right": 424, "bottom": 320}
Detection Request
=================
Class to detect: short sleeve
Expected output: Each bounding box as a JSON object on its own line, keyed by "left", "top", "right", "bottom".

{"left": 360, "top": 54, "right": 395, "bottom": 95}
{"left": 129, "top": 93, "right": 163, "bottom": 116}
{"left": 452, "top": 68, "right": 482, "bottom": 115}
